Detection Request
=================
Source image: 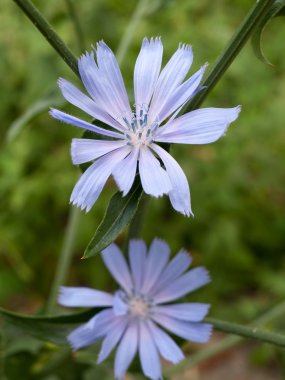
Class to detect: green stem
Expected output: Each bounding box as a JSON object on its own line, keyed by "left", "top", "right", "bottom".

{"left": 166, "top": 299, "right": 285, "bottom": 376}
{"left": 206, "top": 317, "right": 285, "bottom": 347}
{"left": 12, "top": 0, "right": 78, "bottom": 76}
{"left": 45, "top": 207, "right": 81, "bottom": 314}
{"left": 184, "top": 0, "right": 276, "bottom": 112}
{"left": 64, "top": 0, "right": 85, "bottom": 53}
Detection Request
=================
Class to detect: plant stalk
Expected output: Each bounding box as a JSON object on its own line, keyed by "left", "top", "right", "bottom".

{"left": 166, "top": 299, "right": 285, "bottom": 375}
{"left": 184, "top": 0, "right": 276, "bottom": 112}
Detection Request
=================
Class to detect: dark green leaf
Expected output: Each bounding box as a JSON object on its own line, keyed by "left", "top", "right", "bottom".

{"left": 0, "top": 307, "right": 95, "bottom": 345}
{"left": 83, "top": 178, "right": 143, "bottom": 259}
{"left": 251, "top": 0, "right": 285, "bottom": 64}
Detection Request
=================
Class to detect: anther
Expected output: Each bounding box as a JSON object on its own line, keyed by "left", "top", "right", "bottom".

{"left": 123, "top": 117, "right": 131, "bottom": 128}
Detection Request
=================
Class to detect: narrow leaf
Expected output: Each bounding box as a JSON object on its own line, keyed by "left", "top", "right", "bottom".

{"left": 0, "top": 307, "right": 94, "bottom": 345}
{"left": 83, "top": 179, "right": 143, "bottom": 259}
{"left": 6, "top": 93, "right": 64, "bottom": 143}
{"left": 251, "top": 0, "right": 285, "bottom": 64}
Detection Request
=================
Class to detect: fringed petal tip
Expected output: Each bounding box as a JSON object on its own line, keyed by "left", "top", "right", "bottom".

{"left": 200, "top": 267, "right": 211, "bottom": 285}
{"left": 67, "top": 337, "right": 80, "bottom": 352}
{"left": 178, "top": 42, "right": 192, "bottom": 52}
{"left": 180, "top": 207, "right": 194, "bottom": 218}
{"left": 57, "top": 286, "right": 68, "bottom": 305}
{"left": 49, "top": 108, "right": 60, "bottom": 119}
{"left": 57, "top": 77, "right": 66, "bottom": 88}
{"left": 233, "top": 105, "right": 242, "bottom": 120}
{"left": 203, "top": 323, "right": 213, "bottom": 342}
{"left": 70, "top": 199, "right": 90, "bottom": 213}
{"left": 142, "top": 36, "right": 162, "bottom": 45}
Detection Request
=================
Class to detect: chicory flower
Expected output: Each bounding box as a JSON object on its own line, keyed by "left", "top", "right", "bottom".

{"left": 58, "top": 239, "right": 211, "bottom": 380}
{"left": 50, "top": 38, "right": 240, "bottom": 215}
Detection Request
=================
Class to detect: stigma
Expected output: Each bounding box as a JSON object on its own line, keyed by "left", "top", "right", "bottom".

{"left": 122, "top": 105, "right": 159, "bottom": 147}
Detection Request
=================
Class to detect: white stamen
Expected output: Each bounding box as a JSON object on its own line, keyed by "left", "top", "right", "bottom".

{"left": 123, "top": 104, "right": 159, "bottom": 147}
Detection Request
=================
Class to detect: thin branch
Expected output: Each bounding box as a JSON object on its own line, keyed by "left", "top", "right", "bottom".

{"left": 166, "top": 299, "right": 285, "bottom": 376}
{"left": 184, "top": 0, "right": 276, "bottom": 112}
{"left": 207, "top": 317, "right": 285, "bottom": 347}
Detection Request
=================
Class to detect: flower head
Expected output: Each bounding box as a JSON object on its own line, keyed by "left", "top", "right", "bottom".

{"left": 50, "top": 38, "right": 240, "bottom": 216}
{"left": 58, "top": 239, "right": 211, "bottom": 380}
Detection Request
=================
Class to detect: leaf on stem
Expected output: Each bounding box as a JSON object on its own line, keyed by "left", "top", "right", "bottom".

{"left": 251, "top": 0, "right": 285, "bottom": 65}
{"left": 0, "top": 307, "right": 95, "bottom": 345}
{"left": 83, "top": 178, "right": 143, "bottom": 259}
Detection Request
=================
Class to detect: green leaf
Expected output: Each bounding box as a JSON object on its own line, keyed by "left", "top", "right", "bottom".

{"left": 251, "top": 0, "right": 285, "bottom": 65}
{"left": 0, "top": 307, "right": 95, "bottom": 345}
{"left": 83, "top": 178, "right": 143, "bottom": 259}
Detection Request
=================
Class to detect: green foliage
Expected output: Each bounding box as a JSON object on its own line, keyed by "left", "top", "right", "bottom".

{"left": 0, "top": 307, "right": 96, "bottom": 344}
{"left": 251, "top": 0, "right": 285, "bottom": 64}
{"left": 84, "top": 179, "right": 143, "bottom": 258}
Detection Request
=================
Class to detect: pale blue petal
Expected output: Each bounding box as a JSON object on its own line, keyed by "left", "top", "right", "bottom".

{"left": 96, "top": 41, "right": 132, "bottom": 117}
{"left": 49, "top": 108, "right": 124, "bottom": 139}
{"left": 78, "top": 51, "right": 131, "bottom": 123}
{"left": 67, "top": 309, "right": 114, "bottom": 350}
{"left": 58, "top": 78, "right": 125, "bottom": 132}
{"left": 128, "top": 239, "right": 147, "bottom": 290}
{"left": 70, "top": 146, "right": 131, "bottom": 212}
{"left": 156, "top": 106, "right": 241, "bottom": 144}
{"left": 97, "top": 316, "right": 129, "bottom": 364}
{"left": 112, "top": 146, "right": 139, "bottom": 196}
{"left": 151, "top": 144, "right": 192, "bottom": 216}
{"left": 113, "top": 290, "right": 129, "bottom": 316}
{"left": 153, "top": 313, "right": 212, "bottom": 343}
{"left": 156, "top": 64, "right": 207, "bottom": 122}
{"left": 134, "top": 37, "right": 163, "bottom": 110}
{"left": 154, "top": 267, "right": 210, "bottom": 304}
{"left": 71, "top": 139, "right": 127, "bottom": 165}
{"left": 139, "top": 147, "right": 172, "bottom": 197}
{"left": 151, "top": 249, "right": 192, "bottom": 295}
{"left": 58, "top": 286, "right": 113, "bottom": 307}
{"left": 139, "top": 321, "right": 162, "bottom": 380}
{"left": 114, "top": 320, "right": 139, "bottom": 380}
{"left": 101, "top": 243, "right": 133, "bottom": 293}
{"left": 149, "top": 43, "right": 193, "bottom": 123}
{"left": 142, "top": 239, "right": 170, "bottom": 293}
{"left": 147, "top": 320, "right": 184, "bottom": 364}
{"left": 165, "top": 86, "right": 206, "bottom": 125}
{"left": 154, "top": 303, "right": 210, "bottom": 322}
{"left": 78, "top": 51, "right": 100, "bottom": 102}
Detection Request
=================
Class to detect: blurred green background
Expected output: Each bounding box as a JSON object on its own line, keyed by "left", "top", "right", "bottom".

{"left": 1, "top": 0, "right": 285, "bottom": 378}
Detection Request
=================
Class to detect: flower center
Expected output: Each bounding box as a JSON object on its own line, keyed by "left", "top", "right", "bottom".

{"left": 122, "top": 106, "right": 159, "bottom": 147}
{"left": 128, "top": 294, "right": 151, "bottom": 318}
{"left": 113, "top": 290, "right": 154, "bottom": 319}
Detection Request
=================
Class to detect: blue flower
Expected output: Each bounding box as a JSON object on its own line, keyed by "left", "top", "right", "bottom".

{"left": 58, "top": 239, "right": 211, "bottom": 380}
{"left": 50, "top": 38, "right": 240, "bottom": 216}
